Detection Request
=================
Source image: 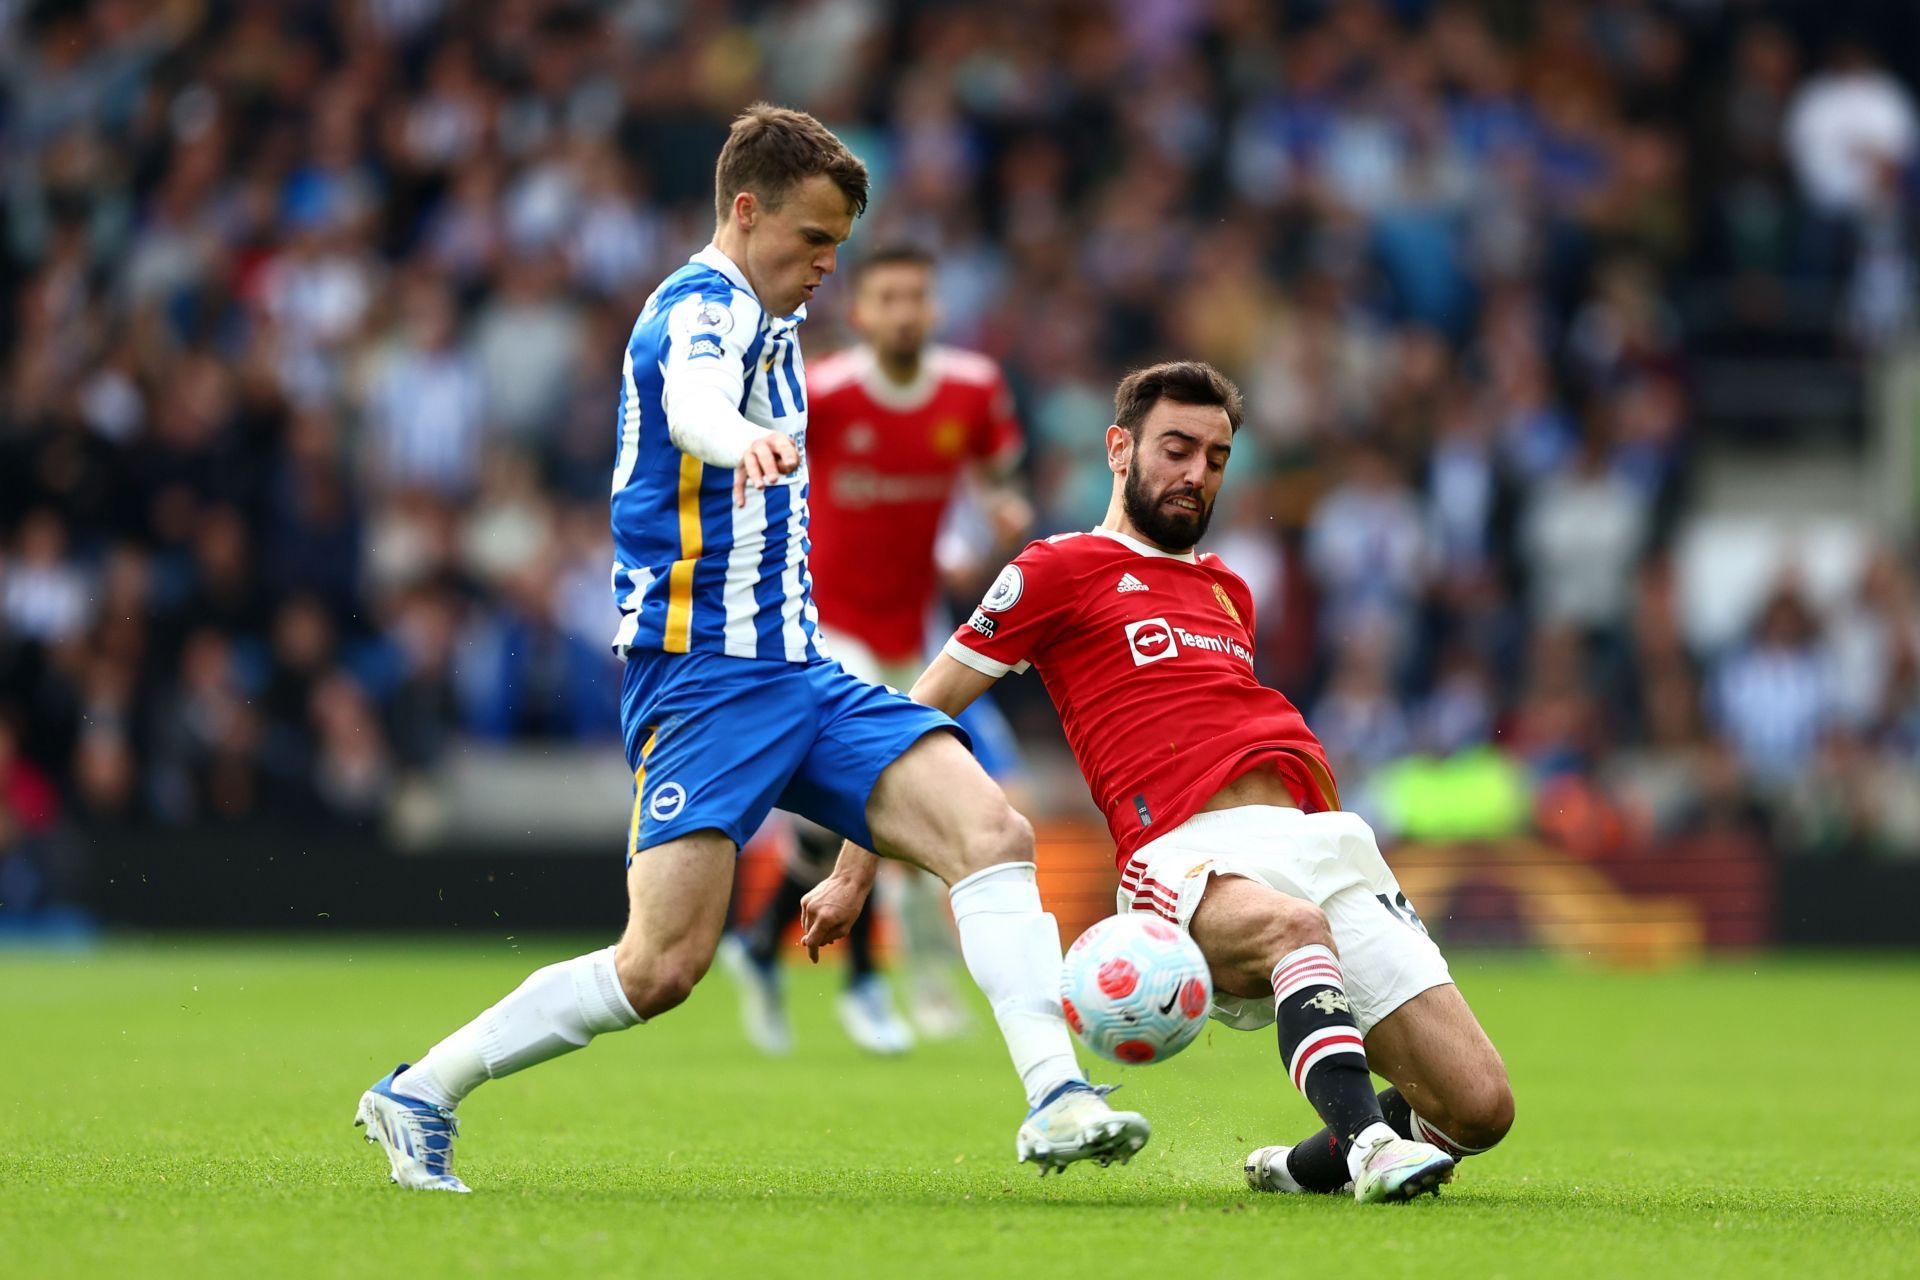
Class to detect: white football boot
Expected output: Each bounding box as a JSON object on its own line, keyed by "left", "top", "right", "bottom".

{"left": 1350, "top": 1134, "right": 1455, "bottom": 1203}
{"left": 355, "top": 1065, "right": 471, "bottom": 1192}
{"left": 1015, "top": 1082, "right": 1151, "bottom": 1175}
{"left": 717, "top": 933, "right": 792, "bottom": 1056}
{"left": 905, "top": 968, "right": 974, "bottom": 1041}
{"left": 836, "top": 975, "right": 916, "bottom": 1055}
{"left": 1244, "top": 1144, "right": 1352, "bottom": 1195}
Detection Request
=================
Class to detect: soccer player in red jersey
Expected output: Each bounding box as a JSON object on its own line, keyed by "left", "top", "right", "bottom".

{"left": 724, "top": 245, "right": 1031, "bottom": 1055}
{"left": 801, "top": 362, "right": 1515, "bottom": 1203}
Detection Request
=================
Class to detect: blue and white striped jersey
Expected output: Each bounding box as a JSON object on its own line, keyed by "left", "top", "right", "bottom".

{"left": 609, "top": 245, "right": 826, "bottom": 662}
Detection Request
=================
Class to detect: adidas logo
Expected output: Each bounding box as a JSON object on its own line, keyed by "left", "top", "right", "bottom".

{"left": 1116, "top": 573, "right": 1149, "bottom": 593}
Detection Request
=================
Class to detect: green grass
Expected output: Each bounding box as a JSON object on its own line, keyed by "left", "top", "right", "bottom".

{"left": 2, "top": 940, "right": 1916, "bottom": 1279}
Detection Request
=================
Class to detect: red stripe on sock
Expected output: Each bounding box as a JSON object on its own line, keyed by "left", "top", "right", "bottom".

{"left": 1288, "top": 1032, "right": 1365, "bottom": 1091}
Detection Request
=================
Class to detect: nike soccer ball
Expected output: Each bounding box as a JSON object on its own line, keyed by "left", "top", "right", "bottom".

{"left": 1060, "top": 913, "right": 1212, "bottom": 1065}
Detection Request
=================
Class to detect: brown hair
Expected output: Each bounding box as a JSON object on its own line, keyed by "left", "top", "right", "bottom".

{"left": 853, "top": 242, "right": 936, "bottom": 281}
{"left": 714, "top": 103, "right": 870, "bottom": 224}
{"left": 1114, "top": 361, "right": 1245, "bottom": 438}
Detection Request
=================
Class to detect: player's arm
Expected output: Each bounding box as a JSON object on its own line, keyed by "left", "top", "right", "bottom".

{"left": 659, "top": 293, "right": 797, "bottom": 506}
{"left": 976, "top": 367, "right": 1032, "bottom": 554}
{"left": 942, "top": 371, "right": 1032, "bottom": 592}
{"left": 970, "top": 458, "right": 1034, "bottom": 564}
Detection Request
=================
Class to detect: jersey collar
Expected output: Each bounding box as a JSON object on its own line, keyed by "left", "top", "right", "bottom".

{"left": 855, "top": 345, "right": 940, "bottom": 411}
{"left": 691, "top": 244, "right": 807, "bottom": 325}
{"left": 1091, "top": 525, "right": 1198, "bottom": 562}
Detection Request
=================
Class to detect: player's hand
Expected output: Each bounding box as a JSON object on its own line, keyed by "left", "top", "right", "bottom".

{"left": 799, "top": 872, "right": 872, "bottom": 963}
{"left": 987, "top": 488, "right": 1033, "bottom": 551}
{"left": 734, "top": 434, "right": 800, "bottom": 507}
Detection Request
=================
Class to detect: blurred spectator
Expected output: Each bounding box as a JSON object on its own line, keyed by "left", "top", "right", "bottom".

{"left": 0, "top": 0, "right": 1914, "bottom": 872}
{"left": 1784, "top": 40, "right": 1917, "bottom": 224}
{"left": 1508, "top": 624, "right": 1607, "bottom": 781}
{"left": 1826, "top": 548, "right": 1920, "bottom": 735}
{"left": 1710, "top": 582, "right": 1839, "bottom": 787}
{"left": 361, "top": 278, "right": 488, "bottom": 497}
{"left": 1604, "top": 658, "right": 1713, "bottom": 840}
{"left": 2, "top": 511, "right": 93, "bottom": 645}
{"left": 1520, "top": 427, "right": 1649, "bottom": 640}
{"left": 1305, "top": 441, "right": 1427, "bottom": 664}
{"left": 1310, "top": 633, "right": 1410, "bottom": 810}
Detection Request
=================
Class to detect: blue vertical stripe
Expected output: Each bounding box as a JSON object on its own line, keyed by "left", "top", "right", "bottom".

{"left": 780, "top": 341, "right": 805, "bottom": 413}
{"left": 765, "top": 335, "right": 790, "bottom": 419}
{"left": 737, "top": 323, "right": 770, "bottom": 413}
{"left": 753, "top": 482, "right": 793, "bottom": 657}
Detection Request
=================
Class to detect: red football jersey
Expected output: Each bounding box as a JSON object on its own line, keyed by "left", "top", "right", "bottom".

{"left": 944, "top": 528, "right": 1339, "bottom": 866}
{"left": 805, "top": 345, "right": 1023, "bottom": 662}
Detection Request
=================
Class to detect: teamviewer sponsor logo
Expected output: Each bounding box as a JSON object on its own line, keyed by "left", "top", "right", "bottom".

{"left": 1124, "top": 617, "right": 1179, "bottom": 666}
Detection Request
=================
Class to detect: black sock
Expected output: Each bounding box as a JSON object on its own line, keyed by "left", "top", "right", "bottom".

{"left": 1272, "top": 945, "right": 1386, "bottom": 1163}
{"left": 746, "top": 870, "right": 811, "bottom": 968}
{"left": 845, "top": 892, "right": 877, "bottom": 982}
{"left": 1286, "top": 1087, "right": 1413, "bottom": 1192}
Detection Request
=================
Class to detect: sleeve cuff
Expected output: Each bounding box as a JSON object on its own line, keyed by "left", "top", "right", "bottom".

{"left": 943, "top": 635, "right": 1029, "bottom": 677}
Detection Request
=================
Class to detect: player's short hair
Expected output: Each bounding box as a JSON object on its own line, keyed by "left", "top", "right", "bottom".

{"left": 853, "top": 243, "right": 936, "bottom": 282}
{"left": 714, "top": 103, "right": 870, "bottom": 225}
{"left": 1114, "top": 361, "right": 1245, "bottom": 439}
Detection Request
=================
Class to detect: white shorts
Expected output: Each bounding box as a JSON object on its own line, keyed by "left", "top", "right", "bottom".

{"left": 1116, "top": 806, "right": 1451, "bottom": 1035}
{"left": 817, "top": 623, "right": 922, "bottom": 692}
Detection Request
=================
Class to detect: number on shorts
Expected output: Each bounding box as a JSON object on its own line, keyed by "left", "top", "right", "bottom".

{"left": 1376, "top": 891, "right": 1430, "bottom": 937}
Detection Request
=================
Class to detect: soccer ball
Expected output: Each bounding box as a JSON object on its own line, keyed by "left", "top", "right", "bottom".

{"left": 1060, "top": 914, "right": 1212, "bottom": 1065}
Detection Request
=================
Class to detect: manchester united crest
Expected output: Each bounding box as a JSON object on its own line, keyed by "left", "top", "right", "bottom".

{"left": 1212, "top": 583, "right": 1241, "bottom": 625}
{"left": 932, "top": 418, "right": 967, "bottom": 457}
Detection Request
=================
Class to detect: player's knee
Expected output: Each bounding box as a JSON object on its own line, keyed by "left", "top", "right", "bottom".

{"left": 1442, "top": 1070, "right": 1516, "bottom": 1151}
{"left": 613, "top": 940, "right": 711, "bottom": 1019}
{"left": 1261, "top": 896, "right": 1334, "bottom": 961}
{"left": 1458, "top": 1074, "right": 1516, "bottom": 1150}
{"left": 947, "top": 802, "right": 1033, "bottom": 879}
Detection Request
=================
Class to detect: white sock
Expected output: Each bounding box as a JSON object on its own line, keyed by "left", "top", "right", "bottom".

{"left": 1345, "top": 1121, "right": 1402, "bottom": 1180}
{"left": 1265, "top": 1149, "right": 1307, "bottom": 1193}
{"left": 948, "top": 861, "right": 1083, "bottom": 1109}
{"left": 393, "top": 946, "right": 641, "bottom": 1109}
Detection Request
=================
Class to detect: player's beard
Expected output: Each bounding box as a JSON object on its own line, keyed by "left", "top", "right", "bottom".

{"left": 1122, "top": 461, "right": 1213, "bottom": 551}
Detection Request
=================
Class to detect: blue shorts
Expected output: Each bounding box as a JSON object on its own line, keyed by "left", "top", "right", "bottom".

{"left": 620, "top": 649, "right": 965, "bottom": 858}
{"left": 954, "top": 695, "right": 1024, "bottom": 782}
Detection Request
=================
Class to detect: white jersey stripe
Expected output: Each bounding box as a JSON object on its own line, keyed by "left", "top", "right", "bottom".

{"left": 779, "top": 493, "right": 809, "bottom": 662}
{"left": 723, "top": 487, "right": 769, "bottom": 657}
{"left": 611, "top": 342, "right": 643, "bottom": 493}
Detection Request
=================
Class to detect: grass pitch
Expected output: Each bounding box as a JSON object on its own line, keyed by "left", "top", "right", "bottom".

{"left": 2, "top": 939, "right": 1915, "bottom": 1279}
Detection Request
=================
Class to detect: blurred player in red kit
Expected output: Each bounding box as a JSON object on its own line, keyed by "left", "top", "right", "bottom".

{"left": 802, "top": 362, "right": 1516, "bottom": 1202}
{"left": 722, "top": 245, "right": 1032, "bottom": 1054}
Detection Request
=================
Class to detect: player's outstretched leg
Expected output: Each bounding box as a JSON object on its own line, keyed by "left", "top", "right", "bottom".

{"left": 863, "top": 732, "right": 1149, "bottom": 1174}
{"left": 835, "top": 897, "right": 914, "bottom": 1055}
{"left": 729, "top": 818, "right": 912, "bottom": 1055}
{"left": 1190, "top": 878, "right": 1453, "bottom": 1202}
{"left": 882, "top": 863, "right": 973, "bottom": 1040}
{"left": 1252, "top": 984, "right": 1514, "bottom": 1194}
{"left": 721, "top": 824, "right": 814, "bottom": 1055}
{"left": 355, "top": 833, "right": 733, "bottom": 1191}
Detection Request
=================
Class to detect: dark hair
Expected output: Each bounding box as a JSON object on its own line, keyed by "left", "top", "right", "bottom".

{"left": 853, "top": 243, "right": 936, "bottom": 281}
{"left": 714, "top": 103, "right": 870, "bottom": 224}
{"left": 1113, "top": 361, "right": 1245, "bottom": 438}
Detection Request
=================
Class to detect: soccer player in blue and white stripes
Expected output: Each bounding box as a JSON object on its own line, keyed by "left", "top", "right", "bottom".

{"left": 354, "top": 105, "right": 1147, "bottom": 1191}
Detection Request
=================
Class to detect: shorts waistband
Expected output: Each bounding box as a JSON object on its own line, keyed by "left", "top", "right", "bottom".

{"left": 1181, "top": 803, "right": 1313, "bottom": 827}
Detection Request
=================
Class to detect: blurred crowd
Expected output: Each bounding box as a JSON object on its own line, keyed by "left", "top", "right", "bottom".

{"left": 7, "top": 0, "right": 1920, "bottom": 916}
